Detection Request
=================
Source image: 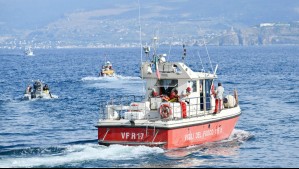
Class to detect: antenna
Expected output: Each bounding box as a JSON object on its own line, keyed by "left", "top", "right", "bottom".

{"left": 152, "top": 26, "right": 160, "bottom": 53}
{"left": 157, "top": 22, "right": 161, "bottom": 48}
{"left": 203, "top": 39, "right": 214, "bottom": 73}
{"left": 182, "top": 44, "right": 187, "bottom": 62}
{"left": 153, "top": 36, "right": 158, "bottom": 61}
{"left": 143, "top": 43, "right": 150, "bottom": 60}
{"left": 213, "top": 64, "right": 218, "bottom": 76}
{"left": 138, "top": 0, "right": 145, "bottom": 94}
{"left": 138, "top": 0, "right": 142, "bottom": 64}
{"left": 168, "top": 26, "right": 175, "bottom": 61}
{"left": 197, "top": 51, "right": 205, "bottom": 72}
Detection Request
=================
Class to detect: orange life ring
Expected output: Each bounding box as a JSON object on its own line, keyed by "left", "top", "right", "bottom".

{"left": 160, "top": 104, "right": 172, "bottom": 118}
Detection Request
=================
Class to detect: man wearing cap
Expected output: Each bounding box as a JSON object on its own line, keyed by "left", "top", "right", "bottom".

{"left": 180, "top": 87, "right": 191, "bottom": 104}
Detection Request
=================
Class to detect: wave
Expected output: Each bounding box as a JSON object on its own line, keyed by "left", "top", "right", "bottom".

{"left": 0, "top": 146, "right": 66, "bottom": 156}
{"left": 0, "top": 94, "right": 14, "bottom": 103}
{"left": 0, "top": 144, "right": 164, "bottom": 168}
{"left": 2, "top": 100, "right": 37, "bottom": 114}
{"left": 227, "top": 129, "right": 254, "bottom": 142}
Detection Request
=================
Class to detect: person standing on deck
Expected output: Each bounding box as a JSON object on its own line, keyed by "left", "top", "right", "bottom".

{"left": 180, "top": 87, "right": 191, "bottom": 104}
{"left": 214, "top": 82, "right": 224, "bottom": 114}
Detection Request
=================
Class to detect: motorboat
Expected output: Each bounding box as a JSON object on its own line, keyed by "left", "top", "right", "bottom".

{"left": 96, "top": 38, "right": 241, "bottom": 149}
{"left": 25, "top": 47, "right": 34, "bottom": 56}
{"left": 24, "top": 80, "right": 53, "bottom": 100}
{"left": 99, "top": 61, "right": 115, "bottom": 77}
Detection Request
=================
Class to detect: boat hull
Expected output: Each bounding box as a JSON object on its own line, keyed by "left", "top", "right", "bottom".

{"left": 97, "top": 115, "right": 240, "bottom": 149}
{"left": 23, "top": 92, "right": 52, "bottom": 100}
{"left": 100, "top": 70, "right": 115, "bottom": 77}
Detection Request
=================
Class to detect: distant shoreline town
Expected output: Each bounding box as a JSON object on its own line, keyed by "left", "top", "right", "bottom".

{"left": 1, "top": 21, "right": 299, "bottom": 49}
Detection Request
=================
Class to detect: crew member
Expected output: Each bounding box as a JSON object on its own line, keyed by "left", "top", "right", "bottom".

{"left": 214, "top": 82, "right": 224, "bottom": 114}
{"left": 43, "top": 84, "right": 49, "bottom": 91}
{"left": 180, "top": 87, "right": 191, "bottom": 104}
{"left": 151, "top": 88, "right": 158, "bottom": 97}
{"left": 169, "top": 89, "right": 179, "bottom": 102}
{"left": 25, "top": 85, "right": 32, "bottom": 94}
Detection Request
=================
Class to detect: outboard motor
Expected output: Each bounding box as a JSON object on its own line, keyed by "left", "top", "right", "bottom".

{"left": 31, "top": 92, "right": 36, "bottom": 99}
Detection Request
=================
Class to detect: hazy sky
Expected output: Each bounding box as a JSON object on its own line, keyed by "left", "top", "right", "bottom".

{"left": 1, "top": 0, "right": 299, "bottom": 30}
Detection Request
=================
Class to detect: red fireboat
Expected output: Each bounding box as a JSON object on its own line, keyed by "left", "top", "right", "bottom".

{"left": 96, "top": 38, "right": 241, "bottom": 149}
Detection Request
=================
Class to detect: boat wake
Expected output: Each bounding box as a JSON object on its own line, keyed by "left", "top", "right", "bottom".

{"left": 82, "top": 75, "right": 145, "bottom": 95}
{"left": 164, "top": 129, "right": 253, "bottom": 159}
{"left": 0, "top": 130, "right": 252, "bottom": 168}
{"left": 16, "top": 94, "right": 59, "bottom": 101}
{"left": 0, "top": 144, "right": 163, "bottom": 168}
{"left": 2, "top": 99, "right": 37, "bottom": 114}
{"left": 140, "top": 130, "right": 253, "bottom": 168}
{"left": 226, "top": 129, "right": 254, "bottom": 143}
{"left": 81, "top": 75, "right": 141, "bottom": 81}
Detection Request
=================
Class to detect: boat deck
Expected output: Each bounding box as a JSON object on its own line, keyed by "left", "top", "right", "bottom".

{"left": 97, "top": 106, "right": 241, "bottom": 129}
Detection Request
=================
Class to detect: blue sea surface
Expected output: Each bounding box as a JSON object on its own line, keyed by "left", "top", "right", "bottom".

{"left": 0, "top": 46, "right": 298, "bottom": 168}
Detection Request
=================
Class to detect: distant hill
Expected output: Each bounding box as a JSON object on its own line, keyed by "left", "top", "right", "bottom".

{"left": 1, "top": 0, "right": 299, "bottom": 48}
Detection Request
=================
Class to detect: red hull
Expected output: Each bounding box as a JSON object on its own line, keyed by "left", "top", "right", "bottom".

{"left": 97, "top": 116, "right": 239, "bottom": 149}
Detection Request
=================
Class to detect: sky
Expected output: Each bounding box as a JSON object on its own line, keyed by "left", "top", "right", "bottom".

{"left": 1, "top": 0, "right": 299, "bottom": 27}
{"left": 1, "top": 0, "right": 299, "bottom": 36}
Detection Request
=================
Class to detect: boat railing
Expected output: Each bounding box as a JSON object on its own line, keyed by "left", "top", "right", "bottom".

{"left": 158, "top": 63, "right": 177, "bottom": 73}
{"left": 162, "top": 90, "right": 238, "bottom": 120}
{"left": 98, "top": 94, "right": 214, "bottom": 121}
{"left": 164, "top": 95, "right": 214, "bottom": 120}
{"left": 98, "top": 90, "right": 238, "bottom": 121}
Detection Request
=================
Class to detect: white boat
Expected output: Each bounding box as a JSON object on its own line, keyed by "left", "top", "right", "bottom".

{"left": 24, "top": 80, "right": 53, "bottom": 100}
{"left": 24, "top": 47, "right": 34, "bottom": 56}
{"left": 96, "top": 38, "right": 241, "bottom": 149}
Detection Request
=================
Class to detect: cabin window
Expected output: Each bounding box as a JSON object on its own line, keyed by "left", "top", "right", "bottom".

{"left": 200, "top": 79, "right": 213, "bottom": 111}
{"left": 199, "top": 80, "right": 203, "bottom": 93}
{"left": 205, "top": 79, "right": 213, "bottom": 95}
{"left": 173, "top": 64, "right": 182, "bottom": 73}
{"left": 205, "top": 79, "right": 213, "bottom": 110}
{"left": 189, "top": 80, "right": 197, "bottom": 92}
{"left": 158, "top": 79, "right": 178, "bottom": 96}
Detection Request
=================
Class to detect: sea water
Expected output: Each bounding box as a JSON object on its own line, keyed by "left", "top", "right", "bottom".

{"left": 0, "top": 46, "right": 298, "bottom": 167}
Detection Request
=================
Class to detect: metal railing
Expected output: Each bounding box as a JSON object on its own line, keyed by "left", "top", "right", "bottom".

{"left": 162, "top": 95, "right": 214, "bottom": 121}
{"left": 98, "top": 90, "right": 238, "bottom": 121}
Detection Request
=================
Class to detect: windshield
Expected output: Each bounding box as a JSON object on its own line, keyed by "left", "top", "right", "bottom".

{"left": 158, "top": 79, "right": 178, "bottom": 96}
